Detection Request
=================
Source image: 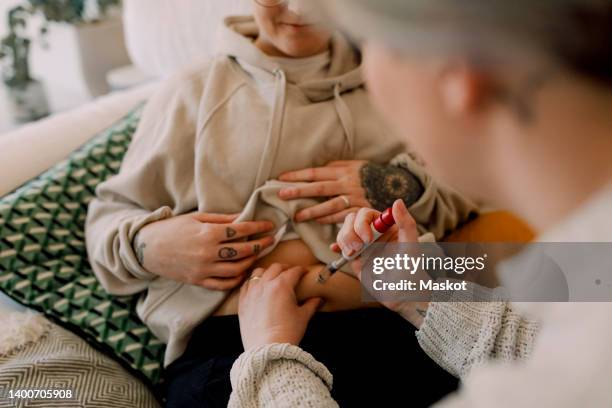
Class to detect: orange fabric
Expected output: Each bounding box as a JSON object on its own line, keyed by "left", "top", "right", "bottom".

{"left": 444, "top": 211, "right": 535, "bottom": 243}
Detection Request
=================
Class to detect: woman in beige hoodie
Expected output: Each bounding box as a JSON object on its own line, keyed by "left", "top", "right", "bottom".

{"left": 86, "top": 0, "right": 475, "bottom": 406}
{"left": 231, "top": 0, "right": 612, "bottom": 407}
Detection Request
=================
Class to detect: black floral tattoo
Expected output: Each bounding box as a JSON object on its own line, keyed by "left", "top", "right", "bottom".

{"left": 219, "top": 247, "right": 238, "bottom": 259}
{"left": 134, "top": 233, "right": 146, "bottom": 266}
{"left": 226, "top": 227, "right": 237, "bottom": 239}
{"left": 360, "top": 163, "right": 425, "bottom": 211}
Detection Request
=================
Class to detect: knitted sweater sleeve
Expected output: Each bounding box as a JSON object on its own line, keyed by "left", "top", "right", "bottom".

{"left": 228, "top": 343, "right": 339, "bottom": 408}
{"left": 416, "top": 282, "right": 540, "bottom": 378}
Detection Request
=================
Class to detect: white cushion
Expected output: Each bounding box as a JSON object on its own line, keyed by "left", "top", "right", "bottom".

{"left": 123, "top": 0, "right": 251, "bottom": 78}
{"left": 0, "top": 82, "right": 159, "bottom": 197}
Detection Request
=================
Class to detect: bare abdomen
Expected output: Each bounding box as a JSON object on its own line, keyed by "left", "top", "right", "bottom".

{"left": 213, "top": 239, "right": 380, "bottom": 316}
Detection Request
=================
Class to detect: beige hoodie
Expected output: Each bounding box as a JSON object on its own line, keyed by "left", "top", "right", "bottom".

{"left": 86, "top": 16, "right": 475, "bottom": 366}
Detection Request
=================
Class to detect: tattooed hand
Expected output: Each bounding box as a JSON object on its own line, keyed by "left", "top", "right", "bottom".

{"left": 133, "top": 212, "right": 275, "bottom": 291}
{"left": 277, "top": 160, "right": 425, "bottom": 225}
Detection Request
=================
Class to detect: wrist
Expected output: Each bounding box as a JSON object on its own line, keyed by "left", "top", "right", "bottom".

{"left": 395, "top": 301, "right": 430, "bottom": 329}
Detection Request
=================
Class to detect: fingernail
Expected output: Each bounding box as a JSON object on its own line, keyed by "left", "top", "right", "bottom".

{"left": 279, "top": 188, "right": 292, "bottom": 198}
{"left": 395, "top": 199, "right": 407, "bottom": 212}
{"left": 351, "top": 242, "right": 363, "bottom": 252}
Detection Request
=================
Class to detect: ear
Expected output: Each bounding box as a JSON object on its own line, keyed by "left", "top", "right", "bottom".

{"left": 438, "top": 62, "right": 493, "bottom": 117}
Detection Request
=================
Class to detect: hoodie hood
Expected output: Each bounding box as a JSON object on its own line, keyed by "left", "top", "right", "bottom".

{"left": 219, "top": 15, "right": 364, "bottom": 102}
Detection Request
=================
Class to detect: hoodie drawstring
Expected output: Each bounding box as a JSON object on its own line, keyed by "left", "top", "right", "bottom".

{"left": 333, "top": 83, "right": 356, "bottom": 157}
{"left": 254, "top": 69, "right": 288, "bottom": 187}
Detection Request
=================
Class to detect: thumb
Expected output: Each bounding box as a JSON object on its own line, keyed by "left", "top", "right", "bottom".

{"left": 392, "top": 199, "right": 419, "bottom": 243}
{"left": 300, "top": 297, "right": 324, "bottom": 321}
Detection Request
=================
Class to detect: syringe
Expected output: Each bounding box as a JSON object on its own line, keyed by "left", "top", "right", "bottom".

{"left": 317, "top": 207, "right": 396, "bottom": 283}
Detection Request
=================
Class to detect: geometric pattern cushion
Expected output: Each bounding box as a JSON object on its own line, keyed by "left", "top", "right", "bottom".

{"left": 0, "top": 104, "right": 165, "bottom": 386}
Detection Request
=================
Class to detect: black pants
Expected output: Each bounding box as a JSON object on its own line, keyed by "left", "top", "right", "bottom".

{"left": 163, "top": 309, "right": 458, "bottom": 408}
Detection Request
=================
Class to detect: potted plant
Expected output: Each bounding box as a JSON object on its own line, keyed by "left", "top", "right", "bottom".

{"left": 30, "top": 0, "right": 128, "bottom": 98}
{"left": 0, "top": 0, "right": 125, "bottom": 122}
{"left": 0, "top": 6, "right": 49, "bottom": 122}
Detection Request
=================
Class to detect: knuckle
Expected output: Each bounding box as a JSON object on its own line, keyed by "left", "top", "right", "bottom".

{"left": 269, "top": 279, "right": 283, "bottom": 291}
{"left": 187, "top": 275, "right": 200, "bottom": 286}
{"left": 357, "top": 208, "right": 370, "bottom": 217}
{"left": 198, "top": 248, "right": 212, "bottom": 261}
{"left": 223, "top": 266, "right": 240, "bottom": 277}
{"left": 300, "top": 209, "right": 312, "bottom": 219}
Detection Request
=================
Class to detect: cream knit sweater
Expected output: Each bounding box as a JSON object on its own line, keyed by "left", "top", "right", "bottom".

{"left": 228, "top": 182, "right": 612, "bottom": 407}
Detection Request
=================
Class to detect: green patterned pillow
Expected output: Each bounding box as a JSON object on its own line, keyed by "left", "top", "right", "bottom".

{"left": 0, "top": 104, "right": 165, "bottom": 386}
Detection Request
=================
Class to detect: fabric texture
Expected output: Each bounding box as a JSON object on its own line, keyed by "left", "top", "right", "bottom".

{"left": 86, "top": 16, "right": 414, "bottom": 367}
{"left": 0, "top": 312, "right": 51, "bottom": 357}
{"left": 229, "top": 343, "right": 336, "bottom": 408}
{"left": 0, "top": 105, "right": 165, "bottom": 385}
{"left": 415, "top": 283, "right": 539, "bottom": 378}
{"left": 0, "top": 315, "right": 159, "bottom": 408}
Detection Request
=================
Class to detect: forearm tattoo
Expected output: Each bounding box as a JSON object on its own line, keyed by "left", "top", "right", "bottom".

{"left": 360, "top": 163, "right": 425, "bottom": 211}
{"left": 134, "top": 233, "right": 146, "bottom": 266}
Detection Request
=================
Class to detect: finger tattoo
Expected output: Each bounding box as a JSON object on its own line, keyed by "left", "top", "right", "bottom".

{"left": 226, "top": 227, "right": 237, "bottom": 239}
{"left": 254, "top": 244, "right": 261, "bottom": 255}
{"left": 219, "top": 247, "right": 238, "bottom": 259}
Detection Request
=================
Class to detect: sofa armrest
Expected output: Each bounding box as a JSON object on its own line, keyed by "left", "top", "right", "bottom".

{"left": 0, "top": 82, "right": 159, "bottom": 197}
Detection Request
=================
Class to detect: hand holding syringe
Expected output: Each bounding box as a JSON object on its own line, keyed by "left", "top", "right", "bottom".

{"left": 317, "top": 207, "right": 396, "bottom": 283}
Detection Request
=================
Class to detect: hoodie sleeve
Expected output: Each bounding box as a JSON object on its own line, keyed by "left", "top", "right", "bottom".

{"left": 362, "top": 152, "right": 479, "bottom": 240}
{"left": 85, "top": 71, "right": 203, "bottom": 296}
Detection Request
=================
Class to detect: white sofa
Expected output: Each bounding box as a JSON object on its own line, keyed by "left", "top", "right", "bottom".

{"left": 0, "top": 0, "right": 251, "bottom": 311}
